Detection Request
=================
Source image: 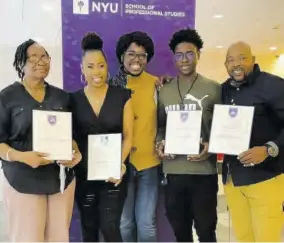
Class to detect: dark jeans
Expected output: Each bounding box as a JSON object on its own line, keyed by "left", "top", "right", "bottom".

{"left": 165, "top": 174, "right": 218, "bottom": 242}
{"left": 75, "top": 179, "right": 127, "bottom": 242}
{"left": 120, "top": 164, "right": 159, "bottom": 242}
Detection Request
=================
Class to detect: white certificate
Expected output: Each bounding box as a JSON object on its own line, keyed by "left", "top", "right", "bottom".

{"left": 32, "top": 110, "right": 73, "bottom": 161}
{"left": 164, "top": 110, "right": 202, "bottom": 155}
{"left": 88, "top": 133, "right": 122, "bottom": 181}
{"left": 208, "top": 105, "right": 254, "bottom": 155}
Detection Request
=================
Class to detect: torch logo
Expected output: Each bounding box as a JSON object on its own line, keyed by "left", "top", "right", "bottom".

{"left": 73, "top": 0, "right": 89, "bottom": 15}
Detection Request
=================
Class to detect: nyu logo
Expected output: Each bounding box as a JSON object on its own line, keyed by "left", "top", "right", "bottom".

{"left": 73, "top": 0, "right": 120, "bottom": 15}
{"left": 92, "top": 1, "right": 119, "bottom": 14}
{"left": 228, "top": 107, "right": 238, "bottom": 118}
{"left": 73, "top": 0, "right": 89, "bottom": 15}
{"left": 47, "top": 115, "right": 57, "bottom": 125}
{"left": 180, "top": 112, "right": 189, "bottom": 122}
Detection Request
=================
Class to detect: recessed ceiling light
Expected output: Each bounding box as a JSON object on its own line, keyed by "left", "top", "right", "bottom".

{"left": 270, "top": 46, "right": 277, "bottom": 51}
{"left": 42, "top": 3, "right": 53, "bottom": 11}
{"left": 213, "top": 14, "right": 224, "bottom": 19}
{"left": 216, "top": 45, "right": 223, "bottom": 49}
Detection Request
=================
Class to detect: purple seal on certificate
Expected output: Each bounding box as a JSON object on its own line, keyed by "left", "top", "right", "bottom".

{"left": 180, "top": 112, "right": 189, "bottom": 122}
{"left": 228, "top": 107, "right": 238, "bottom": 118}
{"left": 47, "top": 115, "right": 57, "bottom": 125}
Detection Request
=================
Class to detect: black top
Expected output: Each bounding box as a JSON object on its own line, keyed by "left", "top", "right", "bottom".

{"left": 70, "top": 86, "right": 131, "bottom": 181}
{"left": 221, "top": 64, "right": 284, "bottom": 186}
{"left": 0, "top": 82, "right": 74, "bottom": 195}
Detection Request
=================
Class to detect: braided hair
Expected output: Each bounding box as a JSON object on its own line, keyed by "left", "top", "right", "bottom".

{"left": 13, "top": 39, "right": 49, "bottom": 81}
{"left": 13, "top": 39, "right": 36, "bottom": 80}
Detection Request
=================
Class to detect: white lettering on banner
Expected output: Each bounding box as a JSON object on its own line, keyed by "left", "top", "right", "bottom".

{"left": 92, "top": 2, "right": 119, "bottom": 13}
{"left": 125, "top": 4, "right": 155, "bottom": 10}
{"left": 123, "top": 3, "right": 185, "bottom": 17}
{"left": 164, "top": 11, "right": 186, "bottom": 17}
{"left": 125, "top": 9, "right": 164, "bottom": 16}
{"left": 73, "top": 0, "right": 187, "bottom": 18}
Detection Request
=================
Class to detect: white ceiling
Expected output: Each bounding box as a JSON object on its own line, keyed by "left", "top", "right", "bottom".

{"left": 196, "top": 0, "right": 284, "bottom": 55}
{"left": 0, "top": 0, "right": 62, "bottom": 46}
{"left": 0, "top": 0, "right": 283, "bottom": 54}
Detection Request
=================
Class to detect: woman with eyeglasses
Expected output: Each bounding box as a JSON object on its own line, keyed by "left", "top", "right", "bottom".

{"left": 109, "top": 31, "right": 160, "bottom": 242}
{"left": 70, "top": 32, "right": 134, "bottom": 242}
{"left": 0, "top": 39, "right": 81, "bottom": 242}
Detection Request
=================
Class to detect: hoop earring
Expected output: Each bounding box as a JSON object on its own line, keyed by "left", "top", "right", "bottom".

{"left": 107, "top": 72, "right": 111, "bottom": 81}
{"left": 80, "top": 73, "right": 87, "bottom": 85}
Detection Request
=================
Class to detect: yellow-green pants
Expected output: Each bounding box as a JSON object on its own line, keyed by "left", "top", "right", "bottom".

{"left": 224, "top": 175, "right": 284, "bottom": 242}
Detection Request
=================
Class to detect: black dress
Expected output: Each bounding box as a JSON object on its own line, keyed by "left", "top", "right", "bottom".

{"left": 70, "top": 85, "right": 131, "bottom": 242}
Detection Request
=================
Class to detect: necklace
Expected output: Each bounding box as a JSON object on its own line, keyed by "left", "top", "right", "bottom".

{"left": 177, "top": 74, "right": 199, "bottom": 110}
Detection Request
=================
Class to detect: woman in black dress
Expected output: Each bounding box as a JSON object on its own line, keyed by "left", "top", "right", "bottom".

{"left": 70, "top": 32, "right": 134, "bottom": 242}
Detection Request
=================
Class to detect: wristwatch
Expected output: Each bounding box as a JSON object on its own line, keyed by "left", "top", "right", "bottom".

{"left": 265, "top": 142, "right": 279, "bottom": 158}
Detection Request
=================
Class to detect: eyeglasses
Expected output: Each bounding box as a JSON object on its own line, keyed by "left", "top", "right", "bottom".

{"left": 125, "top": 51, "right": 148, "bottom": 61}
{"left": 174, "top": 52, "right": 195, "bottom": 62}
{"left": 27, "top": 55, "right": 51, "bottom": 64}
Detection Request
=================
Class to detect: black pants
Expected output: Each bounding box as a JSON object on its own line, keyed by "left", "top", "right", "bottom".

{"left": 75, "top": 179, "right": 127, "bottom": 242}
{"left": 165, "top": 174, "right": 218, "bottom": 242}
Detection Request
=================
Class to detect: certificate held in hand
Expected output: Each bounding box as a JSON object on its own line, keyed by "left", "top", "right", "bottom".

{"left": 164, "top": 110, "right": 202, "bottom": 155}
{"left": 32, "top": 110, "right": 73, "bottom": 161}
{"left": 208, "top": 105, "right": 254, "bottom": 155}
{"left": 88, "top": 133, "right": 122, "bottom": 181}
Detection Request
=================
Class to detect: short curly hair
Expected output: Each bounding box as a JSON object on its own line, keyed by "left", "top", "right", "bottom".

{"left": 116, "top": 31, "right": 155, "bottom": 64}
{"left": 169, "top": 28, "right": 204, "bottom": 52}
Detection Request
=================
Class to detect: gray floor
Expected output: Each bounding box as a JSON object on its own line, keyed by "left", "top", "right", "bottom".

{"left": 1, "top": 175, "right": 282, "bottom": 242}
{"left": 0, "top": 197, "right": 236, "bottom": 242}
{"left": 0, "top": 175, "right": 237, "bottom": 242}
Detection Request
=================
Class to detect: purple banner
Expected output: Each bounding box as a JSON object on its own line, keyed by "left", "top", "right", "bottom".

{"left": 61, "top": 0, "right": 195, "bottom": 241}
{"left": 62, "top": 0, "right": 195, "bottom": 92}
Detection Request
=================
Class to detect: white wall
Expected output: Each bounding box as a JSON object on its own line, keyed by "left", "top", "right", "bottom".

{"left": 198, "top": 50, "right": 284, "bottom": 83}
{"left": 0, "top": 0, "right": 63, "bottom": 90}
{"left": 0, "top": 45, "right": 63, "bottom": 90}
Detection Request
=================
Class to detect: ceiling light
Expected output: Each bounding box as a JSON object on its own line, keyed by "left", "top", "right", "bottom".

{"left": 213, "top": 14, "right": 224, "bottom": 19}
{"left": 42, "top": 3, "right": 53, "bottom": 11}
{"left": 216, "top": 45, "right": 223, "bottom": 49}
{"left": 270, "top": 46, "right": 277, "bottom": 51}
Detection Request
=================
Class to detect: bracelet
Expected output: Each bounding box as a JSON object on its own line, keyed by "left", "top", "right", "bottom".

{"left": 6, "top": 148, "right": 13, "bottom": 162}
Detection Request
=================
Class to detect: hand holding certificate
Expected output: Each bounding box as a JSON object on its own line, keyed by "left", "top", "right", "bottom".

{"left": 164, "top": 110, "right": 202, "bottom": 155}
{"left": 32, "top": 110, "right": 73, "bottom": 161}
{"left": 208, "top": 105, "right": 254, "bottom": 155}
{"left": 88, "top": 133, "right": 122, "bottom": 181}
